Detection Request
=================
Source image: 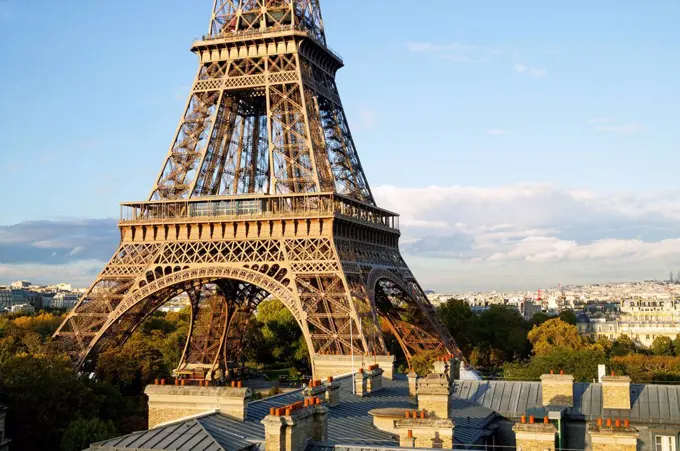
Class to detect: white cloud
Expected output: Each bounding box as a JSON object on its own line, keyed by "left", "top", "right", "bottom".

{"left": 3, "top": 186, "right": 680, "bottom": 291}
{"left": 595, "top": 123, "right": 644, "bottom": 134}
{"left": 486, "top": 129, "right": 505, "bottom": 136}
{"left": 514, "top": 63, "right": 547, "bottom": 78}
{"left": 373, "top": 184, "right": 680, "bottom": 290}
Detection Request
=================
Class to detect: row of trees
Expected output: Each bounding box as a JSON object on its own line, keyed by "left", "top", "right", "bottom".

{"left": 435, "top": 299, "right": 577, "bottom": 370}
{"left": 0, "top": 298, "right": 309, "bottom": 451}
{"left": 435, "top": 299, "right": 680, "bottom": 383}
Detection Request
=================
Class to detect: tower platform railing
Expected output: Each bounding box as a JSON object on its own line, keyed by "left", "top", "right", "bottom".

{"left": 120, "top": 193, "right": 399, "bottom": 232}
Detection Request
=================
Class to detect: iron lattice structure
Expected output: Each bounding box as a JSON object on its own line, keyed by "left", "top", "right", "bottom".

{"left": 53, "top": 0, "right": 461, "bottom": 374}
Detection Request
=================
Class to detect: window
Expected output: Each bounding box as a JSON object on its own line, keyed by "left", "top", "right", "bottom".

{"left": 656, "top": 435, "right": 676, "bottom": 451}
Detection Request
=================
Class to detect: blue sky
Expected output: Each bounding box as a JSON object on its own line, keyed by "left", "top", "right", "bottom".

{"left": 1, "top": 0, "right": 679, "bottom": 291}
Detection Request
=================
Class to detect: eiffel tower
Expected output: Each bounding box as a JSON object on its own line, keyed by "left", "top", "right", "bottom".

{"left": 53, "top": 0, "right": 460, "bottom": 378}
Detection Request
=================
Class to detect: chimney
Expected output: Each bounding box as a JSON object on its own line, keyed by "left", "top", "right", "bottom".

{"left": 366, "top": 364, "right": 384, "bottom": 393}
{"left": 588, "top": 419, "right": 638, "bottom": 451}
{"left": 540, "top": 371, "right": 574, "bottom": 407}
{"left": 601, "top": 374, "right": 631, "bottom": 410}
{"left": 145, "top": 383, "right": 251, "bottom": 428}
{"left": 417, "top": 374, "right": 451, "bottom": 419}
{"left": 324, "top": 377, "right": 340, "bottom": 407}
{"left": 407, "top": 370, "right": 418, "bottom": 400}
{"left": 303, "top": 379, "right": 327, "bottom": 399}
{"left": 512, "top": 416, "right": 557, "bottom": 451}
{"left": 396, "top": 411, "right": 454, "bottom": 449}
{"left": 262, "top": 400, "right": 328, "bottom": 451}
{"left": 598, "top": 364, "right": 606, "bottom": 383}
{"left": 448, "top": 357, "right": 460, "bottom": 381}
{"left": 354, "top": 369, "right": 368, "bottom": 397}
{"left": 432, "top": 357, "right": 448, "bottom": 377}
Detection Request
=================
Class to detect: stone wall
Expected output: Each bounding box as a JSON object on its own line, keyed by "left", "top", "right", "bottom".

{"left": 416, "top": 374, "right": 450, "bottom": 418}
{"left": 313, "top": 354, "right": 394, "bottom": 380}
{"left": 396, "top": 417, "right": 455, "bottom": 449}
{"left": 145, "top": 384, "right": 251, "bottom": 428}
{"left": 588, "top": 424, "right": 638, "bottom": 451}
{"left": 512, "top": 422, "right": 557, "bottom": 451}
{"left": 601, "top": 375, "right": 631, "bottom": 410}
{"left": 540, "top": 373, "right": 574, "bottom": 406}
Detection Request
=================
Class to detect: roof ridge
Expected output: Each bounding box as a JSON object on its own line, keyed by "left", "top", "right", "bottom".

{"left": 153, "top": 408, "right": 221, "bottom": 428}
{"left": 193, "top": 414, "right": 229, "bottom": 451}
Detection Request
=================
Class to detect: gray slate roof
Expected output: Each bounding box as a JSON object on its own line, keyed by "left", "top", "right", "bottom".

{"left": 87, "top": 415, "right": 258, "bottom": 451}
{"left": 88, "top": 376, "right": 497, "bottom": 451}
{"left": 454, "top": 380, "right": 680, "bottom": 425}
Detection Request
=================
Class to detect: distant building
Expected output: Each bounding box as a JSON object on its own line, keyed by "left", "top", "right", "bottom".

{"left": 10, "top": 303, "right": 34, "bottom": 313}
{"left": 577, "top": 299, "right": 680, "bottom": 347}
{"left": 0, "top": 289, "right": 11, "bottom": 311}
{"left": 51, "top": 292, "right": 79, "bottom": 310}
{"left": 56, "top": 282, "right": 72, "bottom": 292}
{"left": 10, "top": 280, "right": 31, "bottom": 289}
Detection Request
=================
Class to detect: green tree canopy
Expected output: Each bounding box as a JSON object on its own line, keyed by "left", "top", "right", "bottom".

{"left": 504, "top": 347, "right": 606, "bottom": 382}
{"left": 436, "top": 299, "right": 477, "bottom": 355}
{"left": 651, "top": 336, "right": 675, "bottom": 356}
{"left": 558, "top": 310, "right": 577, "bottom": 325}
{"left": 60, "top": 418, "right": 117, "bottom": 451}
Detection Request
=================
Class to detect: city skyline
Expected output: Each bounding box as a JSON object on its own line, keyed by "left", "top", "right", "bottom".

{"left": 1, "top": 0, "right": 679, "bottom": 291}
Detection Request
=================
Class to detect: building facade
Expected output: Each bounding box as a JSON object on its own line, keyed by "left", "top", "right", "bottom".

{"left": 578, "top": 299, "right": 680, "bottom": 347}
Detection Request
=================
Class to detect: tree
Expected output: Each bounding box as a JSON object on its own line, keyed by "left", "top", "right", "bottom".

{"left": 611, "top": 335, "right": 638, "bottom": 357}
{"left": 474, "top": 306, "right": 530, "bottom": 363}
{"left": 0, "top": 354, "right": 100, "bottom": 451}
{"left": 673, "top": 336, "right": 680, "bottom": 357}
{"left": 95, "top": 333, "right": 169, "bottom": 394}
{"left": 504, "top": 347, "right": 606, "bottom": 382}
{"left": 437, "top": 299, "right": 477, "bottom": 356}
{"left": 529, "top": 312, "right": 551, "bottom": 328}
{"left": 60, "top": 418, "right": 117, "bottom": 451}
{"left": 527, "top": 318, "right": 583, "bottom": 355}
{"left": 558, "top": 310, "right": 577, "bottom": 325}
{"left": 254, "top": 299, "right": 308, "bottom": 366}
{"left": 651, "top": 336, "right": 674, "bottom": 356}
{"left": 408, "top": 349, "right": 438, "bottom": 376}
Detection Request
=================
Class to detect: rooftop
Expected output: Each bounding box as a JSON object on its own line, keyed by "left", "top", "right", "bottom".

{"left": 88, "top": 376, "right": 496, "bottom": 451}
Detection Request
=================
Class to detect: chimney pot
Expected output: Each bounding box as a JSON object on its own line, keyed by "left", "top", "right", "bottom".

{"left": 550, "top": 369, "right": 554, "bottom": 375}
{"left": 154, "top": 378, "right": 159, "bottom": 385}
{"left": 285, "top": 408, "right": 292, "bottom": 416}
{"left": 405, "top": 411, "right": 410, "bottom": 419}
{"left": 529, "top": 415, "right": 535, "bottom": 424}
{"left": 615, "top": 419, "right": 621, "bottom": 428}
{"left": 181, "top": 379, "right": 185, "bottom": 386}
{"left": 597, "top": 418, "right": 603, "bottom": 427}
{"left": 270, "top": 407, "right": 276, "bottom": 415}
{"left": 624, "top": 419, "right": 630, "bottom": 428}
{"left": 160, "top": 379, "right": 166, "bottom": 386}
{"left": 521, "top": 415, "right": 526, "bottom": 424}
{"left": 420, "top": 411, "right": 425, "bottom": 419}
{"left": 560, "top": 369, "right": 564, "bottom": 375}
{"left": 328, "top": 376, "right": 333, "bottom": 383}
{"left": 175, "top": 379, "right": 179, "bottom": 386}
{"left": 238, "top": 381, "right": 243, "bottom": 388}
{"left": 544, "top": 416, "right": 549, "bottom": 424}
{"left": 231, "top": 381, "right": 236, "bottom": 388}
{"left": 407, "top": 430, "right": 413, "bottom": 438}
{"left": 606, "top": 418, "right": 612, "bottom": 427}
{"left": 412, "top": 411, "right": 417, "bottom": 419}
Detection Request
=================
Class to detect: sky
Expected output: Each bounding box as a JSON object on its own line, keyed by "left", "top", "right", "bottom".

{"left": 0, "top": 0, "right": 679, "bottom": 292}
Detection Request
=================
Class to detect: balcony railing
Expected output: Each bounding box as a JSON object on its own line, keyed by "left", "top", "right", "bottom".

{"left": 120, "top": 193, "right": 399, "bottom": 231}
{"left": 194, "top": 24, "right": 343, "bottom": 64}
